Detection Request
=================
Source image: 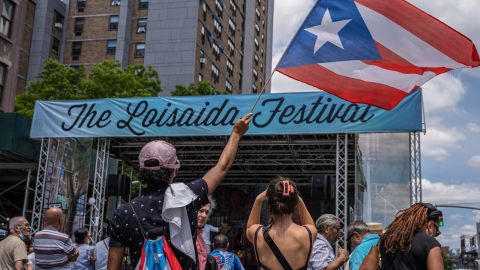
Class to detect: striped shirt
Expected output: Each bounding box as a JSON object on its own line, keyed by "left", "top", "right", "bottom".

{"left": 33, "top": 226, "right": 77, "bottom": 269}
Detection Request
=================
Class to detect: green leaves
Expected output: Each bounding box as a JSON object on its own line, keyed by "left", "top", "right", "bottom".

{"left": 15, "top": 59, "right": 162, "bottom": 118}
{"left": 172, "top": 80, "right": 226, "bottom": 96}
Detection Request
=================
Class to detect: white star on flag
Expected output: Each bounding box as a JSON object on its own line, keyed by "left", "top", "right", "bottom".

{"left": 304, "top": 9, "right": 351, "bottom": 53}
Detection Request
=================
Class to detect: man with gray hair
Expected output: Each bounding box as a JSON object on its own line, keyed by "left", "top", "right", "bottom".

{"left": 0, "top": 216, "right": 30, "bottom": 270}
{"left": 347, "top": 221, "right": 380, "bottom": 270}
{"left": 308, "top": 214, "right": 349, "bottom": 270}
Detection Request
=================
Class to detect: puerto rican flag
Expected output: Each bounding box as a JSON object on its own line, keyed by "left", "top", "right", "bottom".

{"left": 276, "top": 0, "right": 480, "bottom": 110}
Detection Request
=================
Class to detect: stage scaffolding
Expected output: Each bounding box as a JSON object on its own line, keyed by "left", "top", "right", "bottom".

{"left": 30, "top": 132, "right": 421, "bottom": 243}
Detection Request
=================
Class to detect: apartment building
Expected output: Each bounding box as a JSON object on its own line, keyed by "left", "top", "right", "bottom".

{"left": 0, "top": 0, "right": 36, "bottom": 112}
{"left": 61, "top": 0, "right": 273, "bottom": 95}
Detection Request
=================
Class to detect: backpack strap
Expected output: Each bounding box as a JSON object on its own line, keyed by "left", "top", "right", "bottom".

{"left": 129, "top": 203, "right": 148, "bottom": 240}
{"left": 263, "top": 227, "right": 293, "bottom": 270}
{"left": 253, "top": 226, "right": 263, "bottom": 270}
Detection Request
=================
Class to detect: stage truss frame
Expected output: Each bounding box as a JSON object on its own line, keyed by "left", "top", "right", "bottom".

{"left": 30, "top": 133, "right": 421, "bottom": 243}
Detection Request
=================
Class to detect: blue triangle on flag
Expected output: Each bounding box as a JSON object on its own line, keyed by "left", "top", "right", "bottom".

{"left": 277, "top": 0, "right": 381, "bottom": 68}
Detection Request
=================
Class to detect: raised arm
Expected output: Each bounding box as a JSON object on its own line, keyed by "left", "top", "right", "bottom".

{"left": 246, "top": 191, "right": 266, "bottom": 243}
{"left": 296, "top": 196, "right": 317, "bottom": 240}
{"left": 203, "top": 113, "right": 251, "bottom": 194}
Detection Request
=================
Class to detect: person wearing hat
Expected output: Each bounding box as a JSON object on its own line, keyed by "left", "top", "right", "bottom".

{"left": 359, "top": 203, "right": 444, "bottom": 270}
{"left": 347, "top": 221, "right": 380, "bottom": 270}
{"left": 107, "top": 114, "right": 251, "bottom": 270}
{"left": 209, "top": 234, "right": 244, "bottom": 270}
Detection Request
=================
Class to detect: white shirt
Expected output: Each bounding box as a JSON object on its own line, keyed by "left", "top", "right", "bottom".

{"left": 94, "top": 238, "right": 109, "bottom": 270}
{"left": 201, "top": 224, "right": 220, "bottom": 245}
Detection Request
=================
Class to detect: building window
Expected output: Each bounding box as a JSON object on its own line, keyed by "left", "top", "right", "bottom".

{"left": 230, "top": 0, "right": 236, "bottom": 16}
{"left": 135, "top": 42, "right": 145, "bottom": 58}
{"left": 71, "top": 41, "right": 82, "bottom": 60}
{"left": 255, "top": 7, "right": 260, "bottom": 20}
{"left": 215, "top": 0, "right": 223, "bottom": 16}
{"left": 252, "top": 84, "right": 257, "bottom": 93}
{"left": 106, "top": 39, "right": 117, "bottom": 55}
{"left": 54, "top": 11, "right": 64, "bottom": 31}
{"left": 212, "top": 42, "right": 221, "bottom": 61}
{"left": 77, "top": 0, "right": 86, "bottom": 12}
{"left": 137, "top": 18, "right": 147, "bottom": 33}
{"left": 254, "top": 54, "right": 259, "bottom": 66}
{"left": 213, "top": 18, "right": 222, "bottom": 38}
{"left": 199, "top": 49, "right": 206, "bottom": 67}
{"left": 51, "top": 37, "right": 60, "bottom": 55}
{"left": 228, "top": 39, "right": 235, "bottom": 57}
{"left": 109, "top": 15, "right": 119, "bottom": 31}
{"left": 0, "top": 0, "right": 15, "bottom": 37}
{"left": 139, "top": 0, "right": 148, "bottom": 10}
{"left": 74, "top": 17, "right": 85, "bottom": 36}
{"left": 226, "top": 59, "right": 233, "bottom": 77}
{"left": 228, "top": 19, "right": 236, "bottom": 35}
{"left": 254, "top": 38, "right": 259, "bottom": 50}
{"left": 0, "top": 63, "right": 6, "bottom": 102}
{"left": 111, "top": 0, "right": 121, "bottom": 6}
{"left": 255, "top": 23, "right": 260, "bottom": 35}
{"left": 211, "top": 64, "right": 219, "bottom": 84}
{"left": 226, "top": 80, "right": 232, "bottom": 92}
{"left": 253, "top": 68, "right": 258, "bottom": 81}
{"left": 198, "top": 73, "right": 203, "bottom": 82}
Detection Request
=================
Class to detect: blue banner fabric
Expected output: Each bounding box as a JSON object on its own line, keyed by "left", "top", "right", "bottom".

{"left": 30, "top": 91, "right": 422, "bottom": 138}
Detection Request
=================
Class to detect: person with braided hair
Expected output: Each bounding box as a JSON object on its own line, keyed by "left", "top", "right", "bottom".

{"left": 246, "top": 177, "right": 317, "bottom": 270}
{"left": 359, "top": 203, "right": 444, "bottom": 270}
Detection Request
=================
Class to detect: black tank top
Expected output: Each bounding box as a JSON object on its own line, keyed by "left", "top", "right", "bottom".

{"left": 380, "top": 232, "right": 440, "bottom": 270}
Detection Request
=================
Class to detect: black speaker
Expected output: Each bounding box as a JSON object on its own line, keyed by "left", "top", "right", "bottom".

{"left": 106, "top": 174, "right": 131, "bottom": 201}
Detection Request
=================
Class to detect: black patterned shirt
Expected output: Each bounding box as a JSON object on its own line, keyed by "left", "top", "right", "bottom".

{"left": 109, "top": 179, "right": 209, "bottom": 269}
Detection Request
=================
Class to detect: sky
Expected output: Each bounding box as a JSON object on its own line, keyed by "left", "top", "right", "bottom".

{"left": 270, "top": 0, "right": 480, "bottom": 250}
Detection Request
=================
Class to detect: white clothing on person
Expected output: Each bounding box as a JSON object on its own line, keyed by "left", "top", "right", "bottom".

{"left": 94, "top": 238, "right": 109, "bottom": 270}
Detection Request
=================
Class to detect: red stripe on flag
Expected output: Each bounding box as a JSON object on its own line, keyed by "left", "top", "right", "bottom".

{"left": 365, "top": 42, "right": 451, "bottom": 75}
{"left": 277, "top": 64, "right": 408, "bottom": 110}
{"left": 356, "top": 0, "right": 480, "bottom": 67}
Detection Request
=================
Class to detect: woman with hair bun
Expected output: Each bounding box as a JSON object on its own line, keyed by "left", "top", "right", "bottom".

{"left": 246, "top": 177, "right": 317, "bottom": 270}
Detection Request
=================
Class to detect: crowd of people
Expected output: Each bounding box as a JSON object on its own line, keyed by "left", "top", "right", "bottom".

{"left": 0, "top": 114, "right": 446, "bottom": 270}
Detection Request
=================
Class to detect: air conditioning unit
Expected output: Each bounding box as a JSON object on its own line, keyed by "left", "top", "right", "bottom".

{"left": 137, "top": 26, "right": 146, "bottom": 33}
{"left": 54, "top": 22, "right": 63, "bottom": 30}
{"left": 199, "top": 57, "right": 207, "bottom": 64}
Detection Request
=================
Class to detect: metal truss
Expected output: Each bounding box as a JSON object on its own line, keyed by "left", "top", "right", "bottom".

{"left": 31, "top": 138, "right": 50, "bottom": 233}
{"left": 335, "top": 134, "right": 348, "bottom": 250}
{"left": 89, "top": 138, "right": 110, "bottom": 243}
{"left": 111, "top": 134, "right": 341, "bottom": 184}
{"left": 409, "top": 132, "right": 422, "bottom": 204}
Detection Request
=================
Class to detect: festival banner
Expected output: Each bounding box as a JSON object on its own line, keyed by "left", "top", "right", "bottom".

{"left": 31, "top": 91, "right": 422, "bottom": 138}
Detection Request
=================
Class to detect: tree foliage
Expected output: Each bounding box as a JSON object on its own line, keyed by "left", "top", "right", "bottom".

{"left": 15, "top": 59, "right": 161, "bottom": 117}
{"left": 171, "top": 80, "right": 226, "bottom": 96}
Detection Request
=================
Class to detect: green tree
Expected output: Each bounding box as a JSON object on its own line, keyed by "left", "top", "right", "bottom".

{"left": 171, "top": 80, "right": 226, "bottom": 96}
{"left": 15, "top": 59, "right": 161, "bottom": 117}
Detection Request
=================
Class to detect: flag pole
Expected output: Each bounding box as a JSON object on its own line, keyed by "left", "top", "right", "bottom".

{"left": 249, "top": 70, "right": 275, "bottom": 113}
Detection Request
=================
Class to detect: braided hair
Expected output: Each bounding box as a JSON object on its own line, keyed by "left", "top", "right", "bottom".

{"left": 266, "top": 176, "right": 299, "bottom": 222}
{"left": 380, "top": 203, "right": 429, "bottom": 253}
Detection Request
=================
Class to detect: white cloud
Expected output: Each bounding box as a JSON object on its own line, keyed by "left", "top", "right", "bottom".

{"left": 273, "top": 0, "right": 316, "bottom": 51}
{"left": 467, "top": 122, "right": 480, "bottom": 133}
{"left": 437, "top": 224, "right": 477, "bottom": 250}
{"left": 423, "top": 179, "right": 480, "bottom": 248}
{"left": 422, "top": 179, "right": 480, "bottom": 205}
{"left": 421, "top": 74, "right": 467, "bottom": 114}
{"left": 408, "top": 0, "right": 480, "bottom": 47}
{"left": 467, "top": 155, "right": 480, "bottom": 169}
{"left": 421, "top": 126, "right": 465, "bottom": 160}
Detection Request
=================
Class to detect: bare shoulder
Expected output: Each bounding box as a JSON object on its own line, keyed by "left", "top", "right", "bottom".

{"left": 246, "top": 224, "right": 263, "bottom": 243}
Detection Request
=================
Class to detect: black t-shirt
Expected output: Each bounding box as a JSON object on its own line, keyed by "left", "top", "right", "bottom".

{"left": 109, "top": 179, "right": 209, "bottom": 269}
{"left": 380, "top": 232, "right": 441, "bottom": 270}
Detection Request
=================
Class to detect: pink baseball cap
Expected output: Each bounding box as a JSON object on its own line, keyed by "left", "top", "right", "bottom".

{"left": 139, "top": 140, "right": 180, "bottom": 170}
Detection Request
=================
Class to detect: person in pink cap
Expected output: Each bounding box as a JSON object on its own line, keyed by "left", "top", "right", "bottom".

{"left": 108, "top": 114, "right": 251, "bottom": 270}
